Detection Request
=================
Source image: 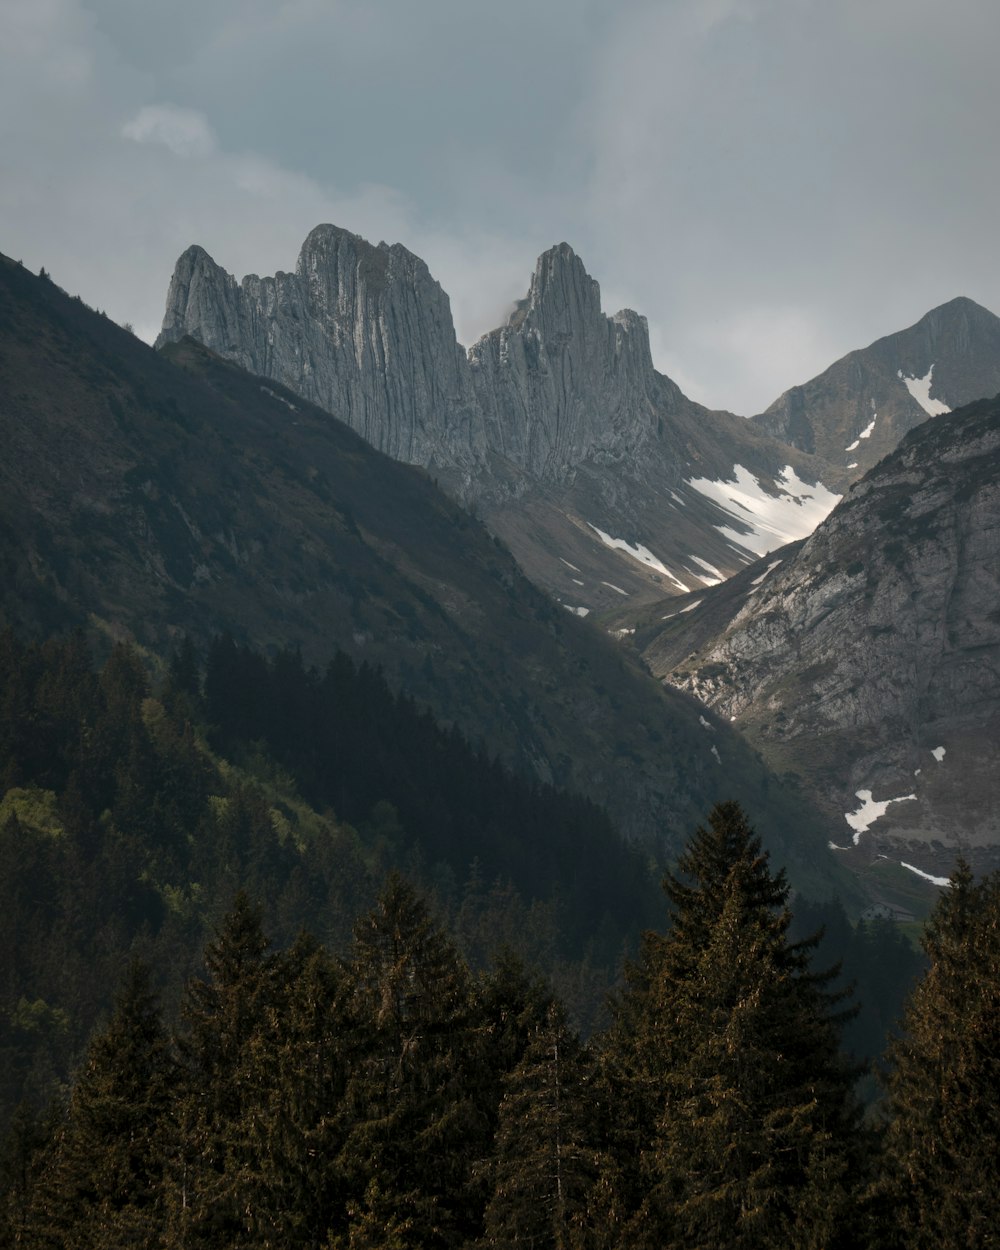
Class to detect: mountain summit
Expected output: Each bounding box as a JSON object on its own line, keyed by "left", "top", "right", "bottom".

{"left": 753, "top": 296, "right": 1000, "bottom": 486}
{"left": 158, "top": 225, "right": 484, "bottom": 471}
{"left": 157, "top": 230, "right": 1000, "bottom": 612}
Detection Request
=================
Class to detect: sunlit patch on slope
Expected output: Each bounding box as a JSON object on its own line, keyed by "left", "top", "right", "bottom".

{"left": 686, "top": 465, "right": 841, "bottom": 559}
{"left": 898, "top": 365, "right": 951, "bottom": 417}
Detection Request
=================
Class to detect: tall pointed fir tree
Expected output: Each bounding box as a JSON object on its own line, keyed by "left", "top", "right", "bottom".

{"left": 19, "top": 961, "right": 175, "bottom": 1249}
{"left": 481, "top": 999, "right": 606, "bottom": 1250}
{"left": 332, "top": 874, "right": 486, "bottom": 1250}
{"left": 602, "top": 801, "right": 865, "bottom": 1250}
{"left": 166, "top": 891, "right": 277, "bottom": 1249}
{"left": 878, "top": 862, "right": 1000, "bottom": 1249}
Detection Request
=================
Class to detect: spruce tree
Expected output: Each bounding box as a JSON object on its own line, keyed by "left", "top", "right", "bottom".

{"left": 21, "top": 961, "right": 174, "bottom": 1249}
{"left": 482, "top": 1000, "right": 605, "bottom": 1250}
{"left": 604, "top": 801, "right": 864, "bottom": 1250}
{"left": 333, "top": 875, "right": 484, "bottom": 1250}
{"left": 879, "top": 862, "right": 1000, "bottom": 1249}
{"left": 167, "top": 892, "right": 276, "bottom": 1248}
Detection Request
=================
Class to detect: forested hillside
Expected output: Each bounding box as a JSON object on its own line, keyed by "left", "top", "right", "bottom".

{"left": 0, "top": 630, "right": 663, "bottom": 1137}
{"left": 4, "top": 804, "right": 997, "bottom": 1248}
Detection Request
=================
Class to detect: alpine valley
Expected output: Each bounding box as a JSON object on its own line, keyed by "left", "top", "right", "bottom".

{"left": 3, "top": 225, "right": 1000, "bottom": 920}
{"left": 154, "top": 224, "right": 1000, "bottom": 906}
{"left": 3, "top": 223, "right": 1000, "bottom": 1234}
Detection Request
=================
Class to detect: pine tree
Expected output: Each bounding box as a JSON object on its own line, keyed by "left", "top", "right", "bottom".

{"left": 20, "top": 961, "right": 174, "bottom": 1249}
{"left": 603, "top": 802, "right": 864, "bottom": 1250}
{"left": 878, "top": 862, "right": 1000, "bottom": 1249}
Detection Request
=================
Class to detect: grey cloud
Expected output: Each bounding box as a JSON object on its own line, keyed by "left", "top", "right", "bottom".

{"left": 2, "top": 0, "right": 998, "bottom": 416}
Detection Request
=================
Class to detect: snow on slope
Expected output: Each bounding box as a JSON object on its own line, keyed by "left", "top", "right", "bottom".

{"left": 587, "top": 524, "right": 688, "bottom": 591}
{"left": 686, "top": 466, "right": 841, "bottom": 559}
{"left": 899, "top": 365, "right": 951, "bottom": 417}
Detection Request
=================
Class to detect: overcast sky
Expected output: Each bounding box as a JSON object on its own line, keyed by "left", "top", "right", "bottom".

{"left": 2, "top": 0, "right": 997, "bottom": 413}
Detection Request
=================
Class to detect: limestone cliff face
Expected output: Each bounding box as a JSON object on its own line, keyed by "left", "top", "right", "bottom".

{"left": 156, "top": 229, "right": 836, "bottom": 609}
{"left": 157, "top": 225, "right": 484, "bottom": 471}
{"left": 638, "top": 395, "right": 1000, "bottom": 873}
{"left": 468, "top": 244, "right": 660, "bottom": 481}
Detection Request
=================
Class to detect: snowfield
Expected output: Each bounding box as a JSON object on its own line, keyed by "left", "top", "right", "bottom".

{"left": 686, "top": 465, "right": 841, "bottom": 559}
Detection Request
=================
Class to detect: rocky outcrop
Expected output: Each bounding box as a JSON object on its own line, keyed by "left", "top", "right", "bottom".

{"left": 468, "top": 244, "right": 661, "bottom": 481}
{"left": 157, "top": 225, "right": 485, "bottom": 473}
{"left": 634, "top": 395, "right": 1000, "bottom": 877}
{"left": 753, "top": 297, "right": 1000, "bottom": 488}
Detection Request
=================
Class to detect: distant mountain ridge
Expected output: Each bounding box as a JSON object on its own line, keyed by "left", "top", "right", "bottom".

{"left": 155, "top": 229, "right": 841, "bottom": 612}
{"left": 158, "top": 227, "right": 1000, "bottom": 617}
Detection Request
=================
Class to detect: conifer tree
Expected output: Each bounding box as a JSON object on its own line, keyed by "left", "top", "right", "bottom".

{"left": 879, "top": 862, "right": 1000, "bottom": 1249}
{"left": 21, "top": 961, "right": 174, "bottom": 1249}
{"left": 603, "top": 801, "right": 864, "bottom": 1250}
{"left": 482, "top": 1000, "right": 604, "bottom": 1250}
{"left": 167, "top": 892, "right": 276, "bottom": 1248}
{"left": 334, "top": 875, "right": 484, "bottom": 1250}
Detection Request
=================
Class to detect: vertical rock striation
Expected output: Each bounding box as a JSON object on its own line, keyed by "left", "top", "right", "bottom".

{"left": 157, "top": 225, "right": 485, "bottom": 472}
{"left": 468, "top": 243, "right": 660, "bottom": 481}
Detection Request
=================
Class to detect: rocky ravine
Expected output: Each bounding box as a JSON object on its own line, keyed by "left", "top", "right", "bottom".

{"left": 624, "top": 395, "right": 1000, "bottom": 886}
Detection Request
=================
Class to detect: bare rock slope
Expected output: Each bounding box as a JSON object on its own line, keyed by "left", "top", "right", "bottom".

{"left": 626, "top": 395, "right": 1000, "bottom": 886}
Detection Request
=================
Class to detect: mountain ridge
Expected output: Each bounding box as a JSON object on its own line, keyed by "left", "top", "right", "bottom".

{"left": 0, "top": 251, "right": 850, "bottom": 894}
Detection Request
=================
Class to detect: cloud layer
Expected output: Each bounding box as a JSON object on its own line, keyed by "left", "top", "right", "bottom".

{"left": 2, "top": 0, "right": 998, "bottom": 412}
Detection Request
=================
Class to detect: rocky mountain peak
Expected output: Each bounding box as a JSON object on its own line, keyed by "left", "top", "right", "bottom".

{"left": 468, "top": 244, "right": 658, "bottom": 481}
{"left": 156, "top": 226, "right": 484, "bottom": 471}
{"left": 753, "top": 294, "right": 1000, "bottom": 487}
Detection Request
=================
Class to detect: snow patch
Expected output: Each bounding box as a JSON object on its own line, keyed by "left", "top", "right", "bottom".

{"left": 699, "top": 715, "right": 714, "bottom": 732}
{"left": 609, "top": 626, "right": 635, "bottom": 639}
{"left": 931, "top": 746, "right": 946, "bottom": 763}
{"left": 587, "top": 524, "right": 687, "bottom": 589}
{"left": 572, "top": 578, "right": 584, "bottom": 586}
{"left": 711, "top": 745, "right": 721, "bottom": 764}
{"left": 560, "top": 558, "right": 581, "bottom": 573}
{"left": 680, "top": 600, "right": 703, "bottom": 614}
{"left": 601, "top": 581, "right": 629, "bottom": 596}
{"left": 686, "top": 465, "right": 841, "bottom": 559}
{"left": 845, "top": 416, "right": 876, "bottom": 451}
{"left": 898, "top": 365, "right": 951, "bottom": 417}
{"left": 900, "top": 862, "right": 951, "bottom": 888}
{"left": 564, "top": 605, "right": 590, "bottom": 617}
{"left": 844, "top": 789, "right": 918, "bottom": 843}
{"left": 847, "top": 462, "right": 858, "bottom": 469}
{"left": 688, "top": 555, "right": 724, "bottom": 586}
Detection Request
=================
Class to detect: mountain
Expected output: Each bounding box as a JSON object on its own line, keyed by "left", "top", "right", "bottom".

{"left": 619, "top": 394, "right": 1000, "bottom": 900}
{"left": 0, "top": 252, "right": 848, "bottom": 893}
{"left": 753, "top": 296, "right": 1000, "bottom": 488}
{"left": 158, "top": 228, "right": 843, "bottom": 614}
